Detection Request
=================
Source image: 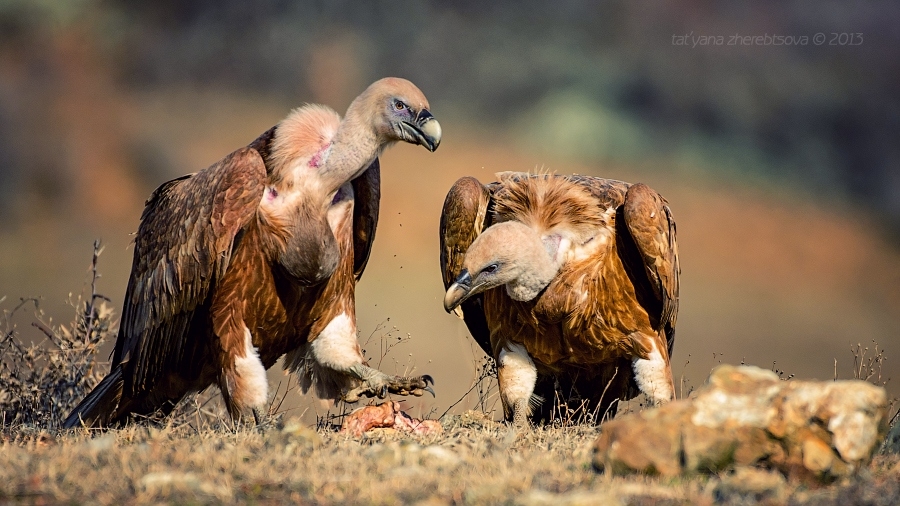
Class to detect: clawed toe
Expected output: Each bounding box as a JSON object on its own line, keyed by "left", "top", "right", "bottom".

{"left": 416, "top": 376, "right": 436, "bottom": 398}
{"left": 342, "top": 374, "right": 436, "bottom": 403}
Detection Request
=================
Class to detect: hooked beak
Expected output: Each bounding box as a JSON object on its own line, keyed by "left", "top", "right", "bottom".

{"left": 402, "top": 109, "right": 442, "bottom": 152}
{"left": 443, "top": 269, "right": 474, "bottom": 313}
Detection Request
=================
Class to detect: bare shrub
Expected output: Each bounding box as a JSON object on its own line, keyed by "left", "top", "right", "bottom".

{"left": 834, "top": 340, "right": 899, "bottom": 441}
{"left": 0, "top": 241, "right": 114, "bottom": 431}
{"left": 850, "top": 340, "right": 890, "bottom": 387}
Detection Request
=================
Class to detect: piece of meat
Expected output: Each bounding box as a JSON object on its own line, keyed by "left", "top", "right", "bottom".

{"left": 339, "top": 401, "right": 443, "bottom": 437}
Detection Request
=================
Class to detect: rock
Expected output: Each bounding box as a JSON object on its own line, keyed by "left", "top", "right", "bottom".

{"left": 340, "top": 401, "right": 443, "bottom": 437}
{"left": 593, "top": 365, "right": 888, "bottom": 483}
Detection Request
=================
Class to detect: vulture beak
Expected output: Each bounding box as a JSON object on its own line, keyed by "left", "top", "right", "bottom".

{"left": 402, "top": 109, "right": 442, "bottom": 152}
{"left": 443, "top": 269, "right": 474, "bottom": 313}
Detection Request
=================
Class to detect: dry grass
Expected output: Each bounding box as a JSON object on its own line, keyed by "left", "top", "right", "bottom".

{"left": 3, "top": 252, "right": 900, "bottom": 505}
{"left": 2, "top": 418, "right": 900, "bottom": 505}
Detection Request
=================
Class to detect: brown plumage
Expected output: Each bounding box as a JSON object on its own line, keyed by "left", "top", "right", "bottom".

{"left": 440, "top": 172, "right": 679, "bottom": 424}
{"left": 63, "top": 78, "right": 441, "bottom": 428}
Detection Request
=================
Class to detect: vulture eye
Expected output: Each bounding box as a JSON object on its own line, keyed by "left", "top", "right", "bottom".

{"left": 483, "top": 263, "right": 499, "bottom": 274}
{"left": 394, "top": 100, "right": 407, "bottom": 111}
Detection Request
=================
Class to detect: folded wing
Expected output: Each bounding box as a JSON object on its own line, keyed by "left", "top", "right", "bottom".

{"left": 115, "top": 147, "right": 267, "bottom": 397}
{"left": 439, "top": 176, "right": 494, "bottom": 356}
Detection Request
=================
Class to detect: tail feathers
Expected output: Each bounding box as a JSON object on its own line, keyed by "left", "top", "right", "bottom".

{"left": 62, "top": 367, "right": 124, "bottom": 429}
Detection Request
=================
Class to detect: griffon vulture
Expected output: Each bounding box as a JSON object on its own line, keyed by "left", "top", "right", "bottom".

{"left": 63, "top": 78, "right": 441, "bottom": 428}
{"left": 440, "top": 173, "right": 678, "bottom": 425}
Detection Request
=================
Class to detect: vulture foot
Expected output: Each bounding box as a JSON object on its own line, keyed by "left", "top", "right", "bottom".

{"left": 512, "top": 398, "right": 530, "bottom": 428}
{"left": 343, "top": 365, "right": 435, "bottom": 403}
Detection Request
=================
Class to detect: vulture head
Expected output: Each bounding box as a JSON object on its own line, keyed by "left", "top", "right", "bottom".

{"left": 444, "top": 221, "right": 563, "bottom": 312}
{"left": 357, "top": 77, "right": 442, "bottom": 152}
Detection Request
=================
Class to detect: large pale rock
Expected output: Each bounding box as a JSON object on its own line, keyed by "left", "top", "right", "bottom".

{"left": 593, "top": 365, "right": 888, "bottom": 482}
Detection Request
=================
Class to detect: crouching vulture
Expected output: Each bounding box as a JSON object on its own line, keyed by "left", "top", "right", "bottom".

{"left": 440, "top": 172, "right": 679, "bottom": 425}
{"left": 63, "top": 78, "right": 441, "bottom": 428}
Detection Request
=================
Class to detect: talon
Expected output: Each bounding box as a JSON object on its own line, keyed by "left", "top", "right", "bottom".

{"left": 379, "top": 385, "right": 388, "bottom": 399}
{"left": 422, "top": 375, "right": 434, "bottom": 387}
{"left": 423, "top": 386, "right": 436, "bottom": 398}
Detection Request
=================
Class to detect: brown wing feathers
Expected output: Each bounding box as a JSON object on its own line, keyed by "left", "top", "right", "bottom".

{"left": 117, "top": 148, "right": 266, "bottom": 396}
{"left": 621, "top": 183, "right": 680, "bottom": 353}
{"left": 440, "top": 177, "right": 492, "bottom": 289}
{"left": 439, "top": 177, "right": 493, "bottom": 355}
{"left": 351, "top": 160, "right": 381, "bottom": 280}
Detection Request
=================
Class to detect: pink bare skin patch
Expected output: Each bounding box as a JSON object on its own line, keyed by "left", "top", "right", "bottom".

{"left": 309, "top": 142, "right": 331, "bottom": 168}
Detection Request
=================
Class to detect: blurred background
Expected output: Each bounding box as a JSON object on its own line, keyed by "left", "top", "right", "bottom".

{"left": 1, "top": 1, "right": 898, "bottom": 422}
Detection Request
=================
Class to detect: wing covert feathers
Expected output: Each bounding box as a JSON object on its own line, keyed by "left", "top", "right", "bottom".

{"left": 440, "top": 177, "right": 493, "bottom": 355}
{"left": 622, "top": 183, "right": 680, "bottom": 353}
{"left": 351, "top": 159, "right": 381, "bottom": 280}
{"left": 115, "top": 147, "right": 267, "bottom": 394}
{"left": 440, "top": 177, "right": 492, "bottom": 288}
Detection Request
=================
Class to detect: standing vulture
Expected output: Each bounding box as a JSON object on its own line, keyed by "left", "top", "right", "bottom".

{"left": 440, "top": 172, "right": 678, "bottom": 425}
{"left": 63, "top": 78, "right": 441, "bottom": 428}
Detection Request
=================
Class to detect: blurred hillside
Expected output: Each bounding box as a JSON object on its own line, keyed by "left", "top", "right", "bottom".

{"left": 3, "top": 0, "right": 898, "bottom": 232}
{"left": 1, "top": 1, "right": 899, "bottom": 418}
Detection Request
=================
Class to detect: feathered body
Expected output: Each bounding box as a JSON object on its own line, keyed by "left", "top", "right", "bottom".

{"left": 441, "top": 173, "right": 679, "bottom": 424}
{"left": 64, "top": 78, "right": 441, "bottom": 428}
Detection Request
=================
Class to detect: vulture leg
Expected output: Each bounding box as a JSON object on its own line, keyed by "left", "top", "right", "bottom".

{"left": 497, "top": 343, "right": 538, "bottom": 426}
{"left": 629, "top": 333, "right": 675, "bottom": 404}
{"left": 307, "top": 312, "right": 434, "bottom": 403}
{"left": 217, "top": 324, "right": 270, "bottom": 421}
{"left": 304, "top": 188, "right": 434, "bottom": 404}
